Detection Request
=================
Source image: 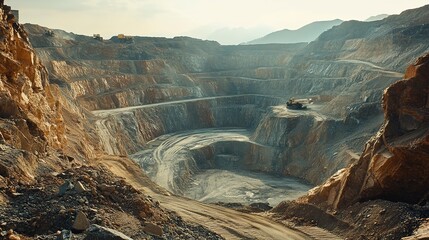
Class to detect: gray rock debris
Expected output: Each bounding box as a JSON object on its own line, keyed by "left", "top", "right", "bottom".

{"left": 56, "top": 229, "right": 72, "bottom": 240}
{"left": 85, "top": 224, "right": 133, "bottom": 240}
{"left": 58, "top": 180, "right": 74, "bottom": 196}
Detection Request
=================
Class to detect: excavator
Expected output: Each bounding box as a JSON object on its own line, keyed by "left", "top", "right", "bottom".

{"left": 286, "top": 97, "right": 313, "bottom": 110}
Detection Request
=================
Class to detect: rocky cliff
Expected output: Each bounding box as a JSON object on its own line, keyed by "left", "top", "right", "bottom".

{"left": 301, "top": 53, "right": 429, "bottom": 209}
{"left": 24, "top": 25, "right": 304, "bottom": 111}
{"left": 0, "top": 3, "right": 67, "bottom": 184}
{"left": 271, "top": 53, "right": 429, "bottom": 240}
{"left": 0, "top": 4, "right": 226, "bottom": 239}
{"left": 299, "top": 4, "right": 429, "bottom": 71}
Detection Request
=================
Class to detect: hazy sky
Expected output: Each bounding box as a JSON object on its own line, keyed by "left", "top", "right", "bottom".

{"left": 9, "top": 0, "right": 429, "bottom": 44}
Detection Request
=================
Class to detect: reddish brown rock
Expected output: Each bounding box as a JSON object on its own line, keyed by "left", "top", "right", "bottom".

{"left": 302, "top": 53, "right": 429, "bottom": 209}
{"left": 72, "top": 211, "right": 90, "bottom": 232}
{"left": 143, "top": 222, "right": 163, "bottom": 237}
{"left": 0, "top": 5, "right": 65, "bottom": 153}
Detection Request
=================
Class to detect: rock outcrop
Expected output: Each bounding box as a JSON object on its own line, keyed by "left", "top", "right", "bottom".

{"left": 0, "top": 4, "right": 225, "bottom": 239}
{"left": 0, "top": 3, "right": 69, "bottom": 187}
{"left": 301, "top": 53, "right": 429, "bottom": 209}
{"left": 0, "top": 6, "right": 64, "bottom": 153}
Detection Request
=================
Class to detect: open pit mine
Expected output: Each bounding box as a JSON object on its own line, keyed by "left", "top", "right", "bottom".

{"left": 0, "top": 2, "right": 429, "bottom": 239}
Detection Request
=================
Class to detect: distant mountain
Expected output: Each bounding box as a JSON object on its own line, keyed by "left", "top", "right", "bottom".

{"left": 186, "top": 26, "right": 273, "bottom": 45}
{"left": 205, "top": 27, "right": 273, "bottom": 45}
{"left": 365, "top": 14, "right": 389, "bottom": 22}
{"left": 244, "top": 19, "right": 343, "bottom": 45}
{"left": 300, "top": 4, "right": 429, "bottom": 71}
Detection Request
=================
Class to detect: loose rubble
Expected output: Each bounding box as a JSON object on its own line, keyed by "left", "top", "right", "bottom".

{"left": 272, "top": 200, "right": 429, "bottom": 240}
{"left": 0, "top": 165, "right": 224, "bottom": 239}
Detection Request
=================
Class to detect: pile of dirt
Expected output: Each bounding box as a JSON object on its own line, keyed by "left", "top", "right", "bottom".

{"left": 0, "top": 165, "right": 223, "bottom": 239}
{"left": 272, "top": 200, "right": 429, "bottom": 240}
{"left": 337, "top": 200, "right": 428, "bottom": 239}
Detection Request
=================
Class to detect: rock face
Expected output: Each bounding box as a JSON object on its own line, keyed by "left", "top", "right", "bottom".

{"left": 0, "top": 4, "right": 224, "bottom": 239}
{"left": 143, "top": 222, "right": 163, "bottom": 237}
{"left": 302, "top": 53, "right": 429, "bottom": 209}
{"left": 72, "top": 211, "right": 90, "bottom": 232}
{"left": 23, "top": 25, "right": 303, "bottom": 111}
{"left": 0, "top": 6, "right": 64, "bottom": 153}
{"left": 94, "top": 95, "right": 283, "bottom": 155}
{"left": 0, "top": 3, "right": 70, "bottom": 186}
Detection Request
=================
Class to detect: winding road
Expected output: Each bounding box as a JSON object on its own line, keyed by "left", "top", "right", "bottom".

{"left": 336, "top": 59, "right": 403, "bottom": 77}
{"left": 132, "top": 128, "right": 253, "bottom": 191}
{"left": 96, "top": 156, "right": 312, "bottom": 240}
{"left": 89, "top": 58, "right": 390, "bottom": 239}
{"left": 92, "top": 94, "right": 284, "bottom": 117}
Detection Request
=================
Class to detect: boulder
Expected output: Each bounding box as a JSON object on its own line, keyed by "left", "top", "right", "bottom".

{"left": 72, "top": 211, "right": 90, "bottom": 232}
{"left": 143, "top": 222, "right": 163, "bottom": 237}
{"left": 99, "top": 184, "right": 116, "bottom": 194}
{"left": 85, "top": 224, "right": 133, "bottom": 240}
{"left": 58, "top": 180, "right": 74, "bottom": 196}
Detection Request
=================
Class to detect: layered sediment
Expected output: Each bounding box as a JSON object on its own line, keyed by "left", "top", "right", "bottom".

{"left": 0, "top": 4, "right": 68, "bottom": 185}
{"left": 301, "top": 53, "right": 429, "bottom": 210}
{"left": 271, "top": 52, "right": 429, "bottom": 240}
{"left": 1, "top": 2, "right": 429, "bottom": 239}
{"left": 94, "top": 95, "right": 283, "bottom": 155}
{"left": 21, "top": 4, "right": 429, "bottom": 210}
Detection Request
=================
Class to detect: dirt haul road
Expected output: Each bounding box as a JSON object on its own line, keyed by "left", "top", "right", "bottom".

{"left": 96, "top": 156, "right": 311, "bottom": 240}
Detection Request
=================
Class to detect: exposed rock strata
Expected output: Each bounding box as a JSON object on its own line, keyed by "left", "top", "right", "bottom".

{"left": 0, "top": 4, "right": 75, "bottom": 188}
{"left": 22, "top": 6, "right": 429, "bottom": 188}
{"left": 94, "top": 95, "right": 283, "bottom": 155}
{"left": 0, "top": 4, "right": 225, "bottom": 239}
{"left": 301, "top": 53, "right": 429, "bottom": 209}
{"left": 20, "top": 4, "right": 429, "bottom": 196}
{"left": 0, "top": 7, "right": 64, "bottom": 154}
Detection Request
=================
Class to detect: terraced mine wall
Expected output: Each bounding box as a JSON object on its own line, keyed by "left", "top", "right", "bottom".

{"left": 94, "top": 95, "right": 284, "bottom": 155}
{"left": 23, "top": 7, "right": 429, "bottom": 190}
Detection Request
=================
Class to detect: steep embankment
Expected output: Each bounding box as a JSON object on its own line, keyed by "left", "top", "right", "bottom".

{"left": 0, "top": 3, "right": 65, "bottom": 183}
{"left": 93, "top": 95, "right": 283, "bottom": 155}
{"left": 24, "top": 24, "right": 304, "bottom": 111}
{"left": 273, "top": 53, "right": 429, "bottom": 240}
{"left": 24, "top": 24, "right": 372, "bottom": 188}
{"left": 302, "top": 53, "right": 429, "bottom": 209}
